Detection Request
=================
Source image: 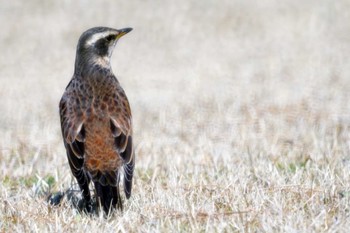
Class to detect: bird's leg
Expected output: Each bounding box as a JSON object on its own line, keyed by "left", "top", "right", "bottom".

{"left": 94, "top": 182, "right": 104, "bottom": 215}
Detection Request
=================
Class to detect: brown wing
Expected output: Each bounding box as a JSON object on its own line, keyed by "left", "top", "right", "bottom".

{"left": 109, "top": 87, "right": 134, "bottom": 198}
{"left": 59, "top": 83, "right": 86, "bottom": 178}
{"left": 59, "top": 84, "right": 93, "bottom": 210}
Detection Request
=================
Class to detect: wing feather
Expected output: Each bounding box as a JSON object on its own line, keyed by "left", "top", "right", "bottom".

{"left": 59, "top": 90, "right": 85, "bottom": 174}
{"left": 123, "top": 155, "right": 134, "bottom": 199}
{"left": 108, "top": 89, "right": 134, "bottom": 197}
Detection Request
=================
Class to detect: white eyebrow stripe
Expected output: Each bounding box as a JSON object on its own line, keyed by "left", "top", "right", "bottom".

{"left": 85, "top": 31, "right": 115, "bottom": 47}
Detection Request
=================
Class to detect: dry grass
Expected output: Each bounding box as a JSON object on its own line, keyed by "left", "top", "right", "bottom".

{"left": 1, "top": 0, "right": 350, "bottom": 232}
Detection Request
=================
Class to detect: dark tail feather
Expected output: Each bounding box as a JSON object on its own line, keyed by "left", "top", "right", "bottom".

{"left": 94, "top": 182, "right": 122, "bottom": 214}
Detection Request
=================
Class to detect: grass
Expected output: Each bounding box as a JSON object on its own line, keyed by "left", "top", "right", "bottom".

{"left": 1, "top": 0, "right": 350, "bottom": 232}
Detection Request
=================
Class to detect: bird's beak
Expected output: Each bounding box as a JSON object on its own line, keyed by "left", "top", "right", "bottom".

{"left": 117, "top": 28, "right": 133, "bottom": 39}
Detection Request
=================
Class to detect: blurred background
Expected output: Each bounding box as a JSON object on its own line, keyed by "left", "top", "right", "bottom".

{"left": 0, "top": 0, "right": 350, "bottom": 189}
{"left": 1, "top": 0, "right": 350, "bottom": 230}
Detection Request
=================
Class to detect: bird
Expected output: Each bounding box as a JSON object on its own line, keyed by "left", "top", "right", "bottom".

{"left": 59, "top": 27, "right": 135, "bottom": 215}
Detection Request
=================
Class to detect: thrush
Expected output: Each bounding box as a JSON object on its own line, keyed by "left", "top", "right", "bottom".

{"left": 59, "top": 27, "right": 134, "bottom": 214}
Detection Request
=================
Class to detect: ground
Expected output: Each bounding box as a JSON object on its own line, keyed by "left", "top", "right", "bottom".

{"left": 1, "top": 0, "right": 350, "bottom": 232}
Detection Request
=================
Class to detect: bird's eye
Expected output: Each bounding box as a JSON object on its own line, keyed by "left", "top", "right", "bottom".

{"left": 105, "top": 35, "right": 115, "bottom": 42}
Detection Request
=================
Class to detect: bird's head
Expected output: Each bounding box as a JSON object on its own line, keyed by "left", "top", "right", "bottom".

{"left": 75, "top": 27, "right": 132, "bottom": 73}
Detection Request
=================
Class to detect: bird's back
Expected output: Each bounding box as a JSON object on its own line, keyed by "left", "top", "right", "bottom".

{"left": 61, "top": 71, "right": 132, "bottom": 186}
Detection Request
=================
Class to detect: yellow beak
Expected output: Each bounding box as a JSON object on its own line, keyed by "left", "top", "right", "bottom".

{"left": 117, "top": 27, "right": 133, "bottom": 39}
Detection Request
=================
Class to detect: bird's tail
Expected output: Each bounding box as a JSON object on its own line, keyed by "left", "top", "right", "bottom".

{"left": 94, "top": 182, "right": 122, "bottom": 214}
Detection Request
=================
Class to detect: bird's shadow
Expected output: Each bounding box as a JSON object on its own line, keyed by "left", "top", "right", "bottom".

{"left": 47, "top": 187, "right": 99, "bottom": 215}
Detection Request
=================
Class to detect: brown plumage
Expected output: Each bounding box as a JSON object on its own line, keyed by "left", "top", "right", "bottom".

{"left": 59, "top": 27, "right": 134, "bottom": 214}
